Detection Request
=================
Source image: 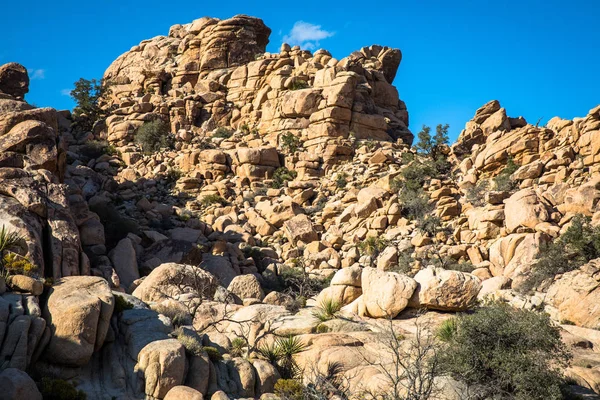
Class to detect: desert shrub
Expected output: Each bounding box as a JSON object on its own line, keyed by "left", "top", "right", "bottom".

{"left": 466, "top": 179, "right": 490, "bottom": 207}
{"left": 414, "top": 124, "right": 451, "bottom": 175}
{"left": 493, "top": 156, "right": 519, "bottom": 192}
{"left": 39, "top": 377, "right": 86, "bottom": 400}
{"left": 357, "top": 236, "right": 389, "bottom": 258}
{"left": 2, "top": 252, "right": 35, "bottom": 276}
{"left": 240, "top": 123, "right": 250, "bottom": 133}
{"left": 280, "top": 131, "right": 302, "bottom": 153}
{"left": 230, "top": 337, "right": 247, "bottom": 358}
{"left": 438, "top": 302, "right": 571, "bottom": 400}
{"left": 203, "top": 346, "right": 223, "bottom": 362}
{"left": 335, "top": 172, "right": 348, "bottom": 189}
{"left": 394, "top": 252, "right": 414, "bottom": 275}
{"left": 79, "top": 140, "right": 116, "bottom": 159}
{"left": 70, "top": 77, "right": 112, "bottom": 133}
{"left": 277, "top": 260, "right": 331, "bottom": 302}
{"left": 443, "top": 260, "right": 475, "bottom": 273}
{"left": 312, "top": 298, "right": 342, "bottom": 322}
{"left": 89, "top": 202, "right": 139, "bottom": 248}
{"left": 416, "top": 215, "right": 443, "bottom": 237}
{"left": 113, "top": 295, "right": 134, "bottom": 314}
{"left": 212, "top": 127, "right": 232, "bottom": 139}
{"left": 522, "top": 214, "right": 600, "bottom": 293}
{"left": 200, "top": 194, "right": 226, "bottom": 207}
{"left": 135, "top": 120, "right": 171, "bottom": 153}
{"left": 155, "top": 303, "right": 192, "bottom": 326}
{"left": 164, "top": 168, "right": 182, "bottom": 184}
{"left": 272, "top": 167, "right": 298, "bottom": 189}
{"left": 173, "top": 327, "right": 204, "bottom": 356}
{"left": 275, "top": 379, "right": 305, "bottom": 400}
{"left": 289, "top": 80, "right": 309, "bottom": 90}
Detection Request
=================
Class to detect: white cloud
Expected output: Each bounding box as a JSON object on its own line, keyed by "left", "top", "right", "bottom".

{"left": 282, "top": 21, "right": 335, "bottom": 50}
{"left": 28, "top": 69, "right": 45, "bottom": 80}
{"left": 60, "top": 89, "right": 72, "bottom": 96}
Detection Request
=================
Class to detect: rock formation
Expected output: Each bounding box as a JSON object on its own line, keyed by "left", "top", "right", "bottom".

{"left": 0, "top": 12, "right": 600, "bottom": 400}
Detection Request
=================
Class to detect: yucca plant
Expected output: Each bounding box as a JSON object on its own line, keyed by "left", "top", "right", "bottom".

{"left": 230, "top": 337, "right": 247, "bottom": 358}
{"left": 0, "top": 226, "right": 22, "bottom": 255}
{"left": 312, "top": 298, "right": 342, "bottom": 322}
{"left": 258, "top": 341, "right": 280, "bottom": 365}
{"left": 436, "top": 317, "right": 457, "bottom": 342}
{"left": 274, "top": 336, "right": 307, "bottom": 379}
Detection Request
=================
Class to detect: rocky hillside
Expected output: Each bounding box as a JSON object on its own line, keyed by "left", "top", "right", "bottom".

{"left": 1, "top": 13, "right": 600, "bottom": 400}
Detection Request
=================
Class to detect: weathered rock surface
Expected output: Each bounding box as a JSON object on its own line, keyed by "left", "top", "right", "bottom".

{"left": 43, "top": 276, "right": 114, "bottom": 366}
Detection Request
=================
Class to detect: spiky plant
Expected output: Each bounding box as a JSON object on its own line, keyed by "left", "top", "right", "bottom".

{"left": 230, "top": 337, "right": 247, "bottom": 358}
{"left": 436, "top": 317, "right": 457, "bottom": 342}
{"left": 312, "top": 298, "right": 342, "bottom": 322}
{"left": 0, "top": 226, "right": 22, "bottom": 255}
{"left": 275, "top": 336, "right": 307, "bottom": 379}
{"left": 258, "top": 341, "right": 280, "bottom": 365}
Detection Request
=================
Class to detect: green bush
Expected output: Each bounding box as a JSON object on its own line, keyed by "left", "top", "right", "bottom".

{"left": 135, "top": 120, "right": 171, "bottom": 153}
{"left": 335, "top": 172, "right": 348, "bottom": 189}
{"left": 357, "top": 236, "right": 389, "bottom": 258}
{"left": 200, "top": 194, "right": 226, "bottom": 207}
{"left": 164, "top": 168, "right": 182, "bottom": 184}
{"left": 70, "top": 77, "right": 112, "bottom": 133}
{"left": 275, "top": 379, "right": 305, "bottom": 400}
{"left": 203, "top": 346, "right": 223, "bottom": 362}
{"left": 522, "top": 214, "right": 600, "bottom": 293}
{"left": 466, "top": 179, "right": 490, "bottom": 207}
{"left": 438, "top": 302, "right": 571, "bottom": 400}
{"left": 272, "top": 167, "right": 298, "bottom": 189}
{"left": 173, "top": 327, "right": 204, "bottom": 356}
{"left": 414, "top": 124, "right": 451, "bottom": 175}
{"left": 39, "top": 377, "right": 86, "bottom": 400}
{"left": 494, "top": 156, "right": 519, "bottom": 192}
{"left": 289, "top": 80, "right": 309, "bottom": 90}
{"left": 212, "top": 127, "right": 232, "bottom": 139}
{"left": 436, "top": 317, "right": 457, "bottom": 342}
{"left": 280, "top": 131, "right": 302, "bottom": 153}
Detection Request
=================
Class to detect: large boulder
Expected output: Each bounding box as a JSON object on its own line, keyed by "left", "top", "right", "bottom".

{"left": 164, "top": 386, "right": 203, "bottom": 400}
{"left": 227, "top": 274, "right": 264, "bottom": 302}
{"left": 136, "top": 338, "right": 186, "bottom": 398}
{"left": 546, "top": 259, "right": 600, "bottom": 329}
{"left": 359, "top": 268, "right": 417, "bottom": 318}
{"left": 503, "top": 189, "right": 550, "bottom": 233}
{"left": 0, "top": 368, "right": 41, "bottom": 400}
{"left": 408, "top": 267, "right": 481, "bottom": 311}
{"left": 0, "top": 63, "right": 29, "bottom": 98}
{"left": 283, "top": 214, "right": 318, "bottom": 245}
{"left": 43, "top": 276, "right": 114, "bottom": 366}
{"left": 109, "top": 237, "right": 140, "bottom": 290}
{"left": 132, "top": 263, "right": 218, "bottom": 303}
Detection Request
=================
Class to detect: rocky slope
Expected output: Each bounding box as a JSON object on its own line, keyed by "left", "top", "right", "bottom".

{"left": 1, "top": 13, "right": 600, "bottom": 400}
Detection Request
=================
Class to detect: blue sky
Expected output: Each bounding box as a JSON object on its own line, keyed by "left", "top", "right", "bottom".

{"left": 2, "top": 0, "right": 599, "bottom": 142}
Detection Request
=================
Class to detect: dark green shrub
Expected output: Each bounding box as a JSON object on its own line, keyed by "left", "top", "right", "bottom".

{"left": 70, "top": 78, "right": 112, "bottom": 133}
{"left": 135, "top": 120, "right": 171, "bottom": 153}
{"left": 335, "top": 172, "right": 348, "bottom": 189}
{"left": 357, "top": 236, "right": 389, "bottom": 258}
{"left": 466, "top": 179, "right": 490, "bottom": 207}
{"left": 414, "top": 124, "right": 451, "bottom": 175}
{"left": 280, "top": 131, "right": 302, "bottom": 153}
{"left": 494, "top": 156, "right": 519, "bottom": 191}
{"left": 272, "top": 167, "right": 298, "bottom": 189}
{"left": 39, "top": 377, "right": 86, "bottom": 400}
{"left": 438, "top": 302, "right": 571, "bottom": 400}
{"left": 289, "top": 80, "right": 309, "bottom": 90}
{"left": 164, "top": 168, "right": 182, "bottom": 184}
{"left": 200, "top": 194, "right": 226, "bottom": 207}
{"left": 203, "top": 346, "right": 223, "bottom": 362}
{"left": 275, "top": 379, "right": 304, "bottom": 400}
{"left": 212, "top": 127, "right": 232, "bottom": 139}
{"left": 522, "top": 215, "right": 600, "bottom": 293}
